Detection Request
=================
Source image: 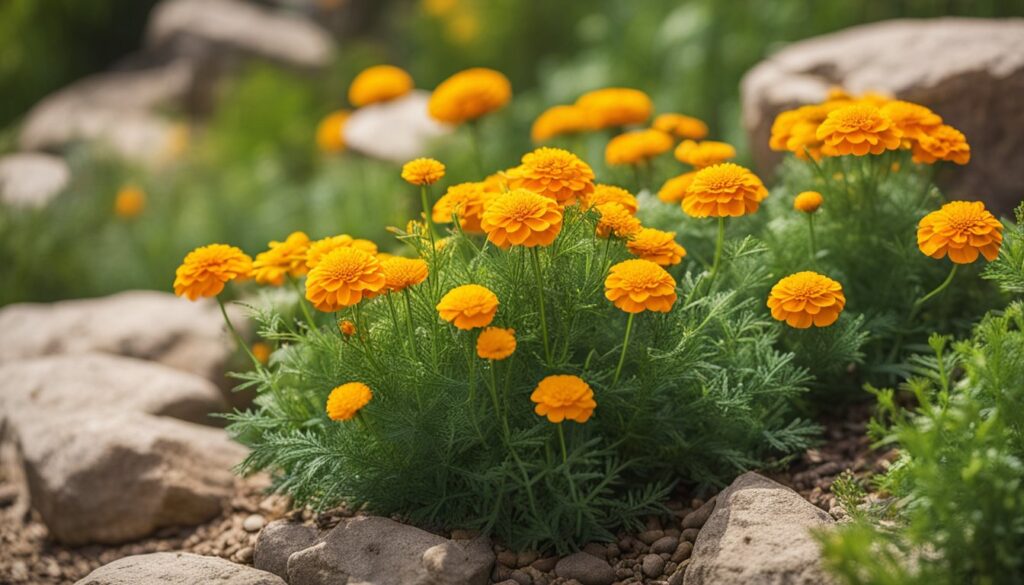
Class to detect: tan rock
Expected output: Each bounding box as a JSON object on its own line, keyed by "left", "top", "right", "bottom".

{"left": 0, "top": 153, "right": 70, "bottom": 208}
{"left": 75, "top": 552, "right": 285, "bottom": 584}
{"left": 344, "top": 90, "right": 452, "bottom": 163}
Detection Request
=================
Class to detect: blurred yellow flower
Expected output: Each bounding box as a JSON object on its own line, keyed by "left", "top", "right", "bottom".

{"left": 587, "top": 184, "right": 638, "bottom": 215}
{"left": 683, "top": 163, "right": 768, "bottom": 218}
{"left": 507, "top": 147, "right": 595, "bottom": 206}
{"left": 339, "top": 319, "right": 357, "bottom": 337}
{"left": 626, "top": 228, "right": 686, "bottom": 266}
{"left": 673, "top": 140, "right": 736, "bottom": 169}
{"left": 326, "top": 382, "right": 373, "bottom": 421}
{"left": 605, "top": 129, "right": 674, "bottom": 166}
{"left": 348, "top": 65, "right": 414, "bottom": 107}
{"left": 402, "top": 158, "right": 446, "bottom": 185}
{"left": 307, "top": 235, "right": 379, "bottom": 269}
{"left": 769, "top": 104, "right": 833, "bottom": 161}
{"left": 253, "top": 231, "right": 311, "bottom": 286}
{"left": 173, "top": 244, "right": 253, "bottom": 301}
{"left": 595, "top": 202, "right": 642, "bottom": 239}
{"left": 817, "top": 104, "right": 902, "bottom": 156}
{"left": 653, "top": 113, "right": 708, "bottom": 140}
{"left": 879, "top": 101, "right": 942, "bottom": 143}
{"left": 251, "top": 342, "right": 271, "bottom": 364}
{"left": 912, "top": 124, "right": 971, "bottom": 165}
{"left": 114, "top": 185, "right": 145, "bottom": 218}
{"left": 432, "top": 182, "right": 494, "bottom": 233}
{"left": 316, "top": 110, "right": 350, "bottom": 153}
{"left": 428, "top": 68, "right": 511, "bottom": 125}
{"left": 657, "top": 172, "right": 696, "bottom": 204}
{"left": 576, "top": 87, "right": 652, "bottom": 129}
{"left": 531, "top": 105, "right": 593, "bottom": 142}
{"left": 476, "top": 327, "right": 516, "bottom": 360}
{"left": 793, "top": 191, "right": 823, "bottom": 214}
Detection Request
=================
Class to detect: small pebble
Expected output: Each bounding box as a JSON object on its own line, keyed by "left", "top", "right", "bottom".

{"left": 531, "top": 556, "right": 558, "bottom": 572}
{"left": 510, "top": 569, "right": 533, "bottom": 585}
{"left": 517, "top": 550, "right": 539, "bottom": 567}
{"left": 636, "top": 530, "right": 664, "bottom": 545}
{"left": 583, "top": 542, "right": 608, "bottom": 559}
{"left": 642, "top": 553, "right": 665, "bottom": 578}
{"left": 236, "top": 546, "right": 254, "bottom": 563}
{"left": 650, "top": 535, "right": 678, "bottom": 554}
{"left": 681, "top": 528, "right": 700, "bottom": 542}
{"left": 671, "top": 541, "right": 693, "bottom": 563}
{"left": 242, "top": 514, "right": 266, "bottom": 533}
{"left": 498, "top": 550, "right": 519, "bottom": 567}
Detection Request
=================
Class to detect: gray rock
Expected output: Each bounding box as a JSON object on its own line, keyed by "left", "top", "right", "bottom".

{"left": 554, "top": 551, "right": 615, "bottom": 585}
{"left": 741, "top": 18, "right": 1024, "bottom": 215}
{"left": 344, "top": 91, "right": 451, "bottom": 163}
{"left": 671, "top": 541, "right": 693, "bottom": 563}
{"left": 0, "top": 153, "right": 70, "bottom": 208}
{"left": 684, "top": 472, "right": 836, "bottom": 585}
{"left": 681, "top": 497, "right": 716, "bottom": 529}
{"left": 651, "top": 535, "right": 680, "bottom": 555}
{"left": 642, "top": 553, "right": 666, "bottom": 578}
{"left": 254, "top": 520, "right": 319, "bottom": 579}
{"left": 75, "top": 552, "right": 285, "bottom": 584}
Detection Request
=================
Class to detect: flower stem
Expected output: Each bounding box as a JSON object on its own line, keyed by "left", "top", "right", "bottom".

{"left": 707, "top": 216, "right": 726, "bottom": 290}
{"left": 911, "top": 264, "right": 959, "bottom": 319}
{"left": 613, "top": 313, "right": 635, "bottom": 385}
{"left": 807, "top": 214, "right": 817, "bottom": 262}
{"left": 468, "top": 121, "right": 486, "bottom": 177}
{"left": 216, "top": 296, "right": 260, "bottom": 368}
{"left": 288, "top": 276, "right": 317, "bottom": 330}
{"left": 402, "top": 291, "right": 419, "bottom": 360}
{"left": 557, "top": 423, "right": 568, "bottom": 464}
{"left": 529, "top": 247, "right": 554, "bottom": 366}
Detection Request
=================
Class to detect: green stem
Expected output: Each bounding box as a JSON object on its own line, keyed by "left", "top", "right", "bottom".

{"left": 402, "top": 291, "right": 419, "bottom": 360}
{"left": 288, "top": 276, "right": 317, "bottom": 329}
{"left": 557, "top": 423, "right": 568, "bottom": 464}
{"left": 911, "top": 264, "right": 959, "bottom": 319}
{"left": 468, "top": 121, "right": 486, "bottom": 177}
{"left": 807, "top": 214, "right": 817, "bottom": 262}
{"left": 530, "top": 247, "right": 554, "bottom": 365}
{"left": 217, "top": 296, "right": 261, "bottom": 368}
{"left": 707, "top": 217, "right": 726, "bottom": 290}
{"left": 613, "top": 313, "right": 635, "bottom": 385}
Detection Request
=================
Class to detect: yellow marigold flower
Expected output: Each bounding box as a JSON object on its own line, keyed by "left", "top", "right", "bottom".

{"left": 587, "top": 184, "right": 638, "bottom": 215}
{"left": 879, "top": 100, "right": 942, "bottom": 143}
{"left": 306, "top": 235, "right": 378, "bottom": 269}
{"left": 912, "top": 124, "right": 971, "bottom": 165}
{"left": 348, "top": 65, "right": 413, "bottom": 107}
{"left": 251, "top": 342, "right": 271, "bottom": 364}
{"left": 917, "top": 201, "right": 1002, "bottom": 264}
{"left": 793, "top": 191, "right": 824, "bottom": 214}
{"left": 652, "top": 113, "right": 708, "bottom": 140}
{"left": 857, "top": 91, "right": 892, "bottom": 107}
{"left": 326, "top": 382, "right": 373, "bottom": 421}
{"left": 605, "top": 129, "right": 674, "bottom": 166}
{"left": 769, "top": 103, "right": 838, "bottom": 160}
{"left": 252, "top": 231, "right": 311, "bottom": 286}
{"left": 507, "top": 147, "right": 595, "bottom": 206}
{"left": 626, "top": 228, "right": 686, "bottom": 266}
{"left": 381, "top": 256, "right": 429, "bottom": 291}
{"left": 428, "top": 67, "right": 511, "bottom": 125}
{"left": 402, "top": 158, "right": 446, "bottom": 185}
{"left": 339, "top": 319, "right": 357, "bottom": 336}
{"left": 816, "top": 103, "right": 902, "bottom": 156}
{"left": 683, "top": 163, "right": 768, "bottom": 218}
{"left": 657, "top": 172, "right": 696, "bottom": 204}
{"left": 432, "top": 182, "right": 493, "bottom": 233}
{"left": 480, "top": 189, "right": 563, "bottom": 248}
{"left": 304, "top": 247, "right": 386, "bottom": 312}
{"left": 767, "top": 271, "right": 846, "bottom": 329}
{"left": 530, "top": 374, "right": 596, "bottom": 424}
{"left": 436, "top": 284, "right": 499, "bottom": 330}
{"left": 531, "top": 105, "right": 593, "bottom": 142}
{"left": 316, "top": 110, "right": 350, "bottom": 153}
{"left": 827, "top": 86, "right": 852, "bottom": 101}
{"left": 114, "top": 185, "right": 145, "bottom": 218}
{"left": 673, "top": 140, "right": 736, "bottom": 169}
{"left": 604, "top": 259, "right": 678, "bottom": 313}
{"left": 476, "top": 327, "right": 516, "bottom": 360}
{"left": 575, "top": 87, "right": 652, "bottom": 129}
{"left": 173, "top": 244, "right": 253, "bottom": 301}
{"left": 595, "top": 202, "right": 642, "bottom": 238}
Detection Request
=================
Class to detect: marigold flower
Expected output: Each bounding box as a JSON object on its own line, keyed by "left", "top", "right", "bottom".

{"left": 817, "top": 103, "right": 902, "bottom": 156}
{"left": 917, "top": 201, "right": 1002, "bottom": 264}
{"left": 316, "top": 110, "right": 350, "bottom": 153}
{"left": 306, "top": 235, "right": 379, "bottom": 269}
{"left": 402, "top": 158, "right": 446, "bottom": 185}
{"left": 767, "top": 271, "right": 846, "bottom": 329}
{"left": 531, "top": 105, "right": 593, "bottom": 142}
{"left": 587, "top": 184, "right": 638, "bottom": 214}
{"left": 506, "top": 147, "right": 595, "bottom": 206}
{"left": 793, "top": 191, "right": 823, "bottom": 214}
{"left": 683, "top": 163, "right": 768, "bottom": 218}
{"left": 114, "top": 185, "right": 145, "bottom": 218}
{"left": 912, "top": 124, "right": 971, "bottom": 165}
{"left": 674, "top": 140, "right": 737, "bottom": 169}
{"left": 326, "top": 382, "right": 373, "bottom": 421}
{"left": 595, "top": 202, "right": 642, "bottom": 239}
{"left": 339, "top": 319, "right": 357, "bottom": 336}
{"left": 652, "top": 113, "right": 708, "bottom": 140}
{"left": 348, "top": 65, "right": 413, "bottom": 107}
{"left": 476, "top": 327, "right": 516, "bottom": 360}
{"left": 436, "top": 284, "right": 499, "bottom": 330}
{"left": 530, "top": 374, "right": 596, "bottom": 423}
{"left": 251, "top": 342, "right": 271, "bottom": 364}
{"left": 432, "top": 182, "right": 493, "bottom": 233}
{"left": 428, "top": 68, "right": 511, "bottom": 125}
{"left": 480, "top": 189, "right": 563, "bottom": 248}
{"left": 769, "top": 105, "right": 832, "bottom": 161}
{"left": 657, "top": 172, "right": 696, "bottom": 204}
{"left": 604, "top": 259, "right": 677, "bottom": 313}
{"left": 381, "top": 256, "right": 429, "bottom": 291}
{"left": 304, "top": 247, "right": 386, "bottom": 312}
{"left": 626, "top": 228, "right": 686, "bottom": 266}
{"left": 575, "top": 87, "right": 652, "bottom": 129}
{"left": 605, "top": 129, "right": 674, "bottom": 165}
{"left": 253, "top": 231, "right": 311, "bottom": 286}
{"left": 879, "top": 100, "right": 942, "bottom": 143}
{"left": 173, "top": 244, "right": 253, "bottom": 301}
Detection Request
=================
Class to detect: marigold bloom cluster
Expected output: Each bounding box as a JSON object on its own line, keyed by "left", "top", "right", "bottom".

{"left": 683, "top": 163, "right": 768, "bottom": 218}
{"left": 348, "top": 65, "right": 414, "bottom": 107}
{"left": 530, "top": 375, "right": 596, "bottom": 423}
{"left": 507, "top": 147, "right": 595, "bottom": 206}
{"left": 531, "top": 105, "right": 593, "bottom": 142}
{"left": 879, "top": 101, "right": 942, "bottom": 142}
{"left": 114, "top": 185, "right": 145, "bottom": 218}
{"left": 653, "top": 113, "right": 708, "bottom": 140}
{"left": 605, "top": 129, "right": 673, "bottom": 165}
{"left": 575, "top": 88, "right": 652, "bottom": 129}
{"left": 657, "top": 172, "right": 695, "bottom": 204}
{"left": 767, "top": 271, "right": 846, "bottom": 329}
{"left": 437, "top": 284, "right": 499, "bottom": 330}
{"left": 769, "top": 104, "right": 832, "bottom": 160}
{"left": 673, "top": 140, "right": 736, "bottom": 169}
{"left": 476, "top": 327, "right": 516, "bottom": 360}
{"left": 917, "top": 201, "right": 1002, "bottom": 264}
{"left": 306, "top": 235, "right": 378, "bottom": 269}
{"left": 402, "top": 158, "right": 446, "bottom": 186}
{"left": 595, "top": 202, "right": 642, "bottom": 239}
{"left": 305, "top": 247, "right": 386, "bottom": 312}
{"left": 626, "top": 228, "right": 686, "bottom": 266}
{"left": 326, "top": 382, "right": 373, "bottom": 421}
{"left": 587, "top": 184, "right": 638, "bottom": 215}
{"left": 381, "top": 257, "right": 429, "bottom": 291}
{"left": 816, "top": 103, "right": 902, "bottom": 156}
{"left": 173, "top": 244, "right": 253, "bottom": 301}
{"left": 432, "top": 182, "right": 493, "bottom": 233}
{"left": 428, "top": 68, "right": 511, "bottom": 125}
{"left": 481, "top": 189, "right": 564, "bottom": 248}
{"left": 316, "top": 110, "right": 349, "bottom": 153}
{"left": 253, "top": 231, "right": 311, "bottom": 286}
{"left": 604, "top": 259, "right": 677, "bottom": 313}
{"left": 912, "top": 124, "right": 971, "bottom": 165}
{"left": 793, "top": 191, "right": 824, "bottom": 214}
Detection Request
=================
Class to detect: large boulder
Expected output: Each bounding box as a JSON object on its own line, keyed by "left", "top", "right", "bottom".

{"left": 684, "top": 472, "right": 836, "bottom": 585}
{"left": 344, "top": 90, "right": 452, "bottom": 163}
{"left": 0, "top": 152, "right": 71, "bottom": 208}
{"left": 254, "top": 520, "right": 320, "bottom": 579}
{"left": 75, "top": 552, "right": 286, "bottom": 585}
{"left": 741, "top": 18, "right": 1024, "bottom": 214}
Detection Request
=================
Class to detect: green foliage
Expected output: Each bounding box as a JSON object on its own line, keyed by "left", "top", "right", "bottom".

{"left": 984, "top": 204, "right": 1024, "bottom": 295}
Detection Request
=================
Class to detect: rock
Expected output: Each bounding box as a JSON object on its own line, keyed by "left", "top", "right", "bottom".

{"left": 74, "top": 552, "right": 285, "bottom": 584}
{"left": 244, "top": 514, "right": 267, "bottom": 532}
{"left": 344, "top": 91, "right": 452, "bottom": 163}
{"left": 0, "top": 153, "right": 70, "bottom": 208}
{"left": 285, "top": 515, "right": 493, "bottom": 585}
{"left": 642, "top": 554, "right": 666, "bottom": 578}
{"left": 651, "top": 535, "right": 680, "bottom": 555}
{"left": 16, "top": 411, "right": 246, "bottom": 545}
{"left": 510, "top": 570, "right": 532, "bottom": 585}
{"left": 683, "top": 472, "right": 837, "bottom": 585}
{"left": 531, "top": 556, "right": 558, "bottom": 572}
{"left": 681, "top": 528, "right": 700, "bottom": 542}
{"left": 254, "top": 520, "right": 319, "bottom": 580}
{"left": 741, "top": 17, "right": 1024, "bottom": 214}
{"left": 554, "top": 552, "right": 615, "bottom": 585}
{"left": 681, "top": 497, "right": 716, "bottom": 529}
{"left": 671, "top": 541, "right": 693, "bottom": 563}
{"left": 637, "top": 530, "right": 665, "bottom": 545}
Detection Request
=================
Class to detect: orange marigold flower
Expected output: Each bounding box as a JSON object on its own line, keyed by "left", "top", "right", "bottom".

{"left": 316, "top": 110, "right": 350, "bottom": 153}
{"left": 304, "top": 247, "right": 386, "bottom": 312}
{"left": 402, "top": 158, "right": 446, "bottom": 185}
{"left": 326, "top": 382, "right": 373, "bottom": 421}
{"left": 683, "top": 163, "right": 768, "bottom": 218}
{"left": 917, "top": 201, "right": 1002, "bottom": 264}
{"left": 381, "top": 256, "right": 429, "bottom": 291}
{"left": 507, "top": 147, "right": 595, "bottom": 206}
{"left": 604, "top": 259, "right": 677, "bottom": 313}
{"left": 605, "top": 129, "right": 674, "bottom": 166}
{"left": 436, "top": 284, "right": 499, "bottom": 330}
{"left": 306, "top": 235, "right": 378, "bottom": 269}
{"left": 793, "top": 191, "right": 824, "bottom": 214}
{"left": 338, "top": 319, "right": 357, "bottom": 336}
{"left": 879, "top": 100, "right": 942, "bottom": 143}
{"left": 657, "top": 172, "right": 696, "bottom": 204}
{"left": 767, "top": 271, "right": 846, "bottom": 329}
{"left": 432, "top": 182, "right": 494, "bottom": 233}
{"left": 531, "top": 104, "right": 593, "bottom": 142}
{"left": 251, "top": 342, "right": 271, "bottom": 364}
{"left": 587, "top": 184, "right": 638, "bottom": 214}
{"left": 575, "top": 87, "right": 652, "bottom": 129}
{"left": 476, "top": 327, "right": 516, "bottom": 360}
{"left": 530, "top": 374, "right": 596, "bottom": 424}
{"left": 817, "top": 103, "right": 902, "bottom": 156}
{"left": 652, "top": 113, "right": 708, "bottom": 140}
{"left": 114, "top": 185, "right": 145, "bottom": 218}
{"left": 626, "top": 228, "right": 686, "bottom": 266}
{"left": 174, "top": 244, "right": 253, "bottom": 301}
{"left": 674, "top": 140, "right": 737, "bottom": 169}
{"left": 428, "top": 67, "right": 511, "bottom": 125}
{"left": 480, "top": 189, "right": 564, "bottom": 248}
{"left": 912, "top": 124, "right": 971, "bottom": 165}
{"left": 348, "top": 65, "right": 413, "bottom": 107}
{"left": 595, "top": 202, "right": 642, "bottom": 239}
{"left": 769, "top": 104, "right": 832, "bottom": 161}
{"left": 253, "top": 231, "right": 311, "bottom": 286}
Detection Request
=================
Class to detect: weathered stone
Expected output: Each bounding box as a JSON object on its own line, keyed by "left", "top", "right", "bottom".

{"left": 741, "top": 18, "right": 1024, "bottom": 214}
{"left": 254, "top": 520, "right": 319, "bottom": 580}
{"left": 681, "top": 497, "right": 716, "bottom": 529}
{"left": 344, "top": 91, "right": 451, "bottom": 163}
{"left": 684, "top": 472, "right": 836, "bottom": 585}
{"left": 75, "top": 552, "right": 285, "bottom": 584}
{"left": 553, "top": 551, "right": 615, "bottom": 585}
{"left": 642, "top": 553, "right": 666, "bottom": 578}
{"left": 651, "top": 535, "right": 680, "bottom": 555}
{"left": 0, "top": 153, "right": 70, "bottom": 208}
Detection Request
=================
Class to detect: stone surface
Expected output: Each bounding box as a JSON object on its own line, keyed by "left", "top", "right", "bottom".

{"left": 681, "top": 497, "right": 716, "bottom": 529}
{"left": 684, "top": 472, "right": 836, "bottom": 585}
{"left": 285, "top": 515, "right": 493, "bottom": 585}
{"left": 741, "top": 17, "right": 1024, "bottom": 214}
{"left": 0, "top": 153, "right": 70, "bottom": 208}
{"left": 344, "top": 90, "right": 452, "bottom": 163}
{"left": 254, "top": 520, "right": 319, "bottom": 580}
{"left": 75, "top": 552, "right": 286, "bottom": 584}
{"left": 554, "top": 551, "right": 616, "bottom": 585}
